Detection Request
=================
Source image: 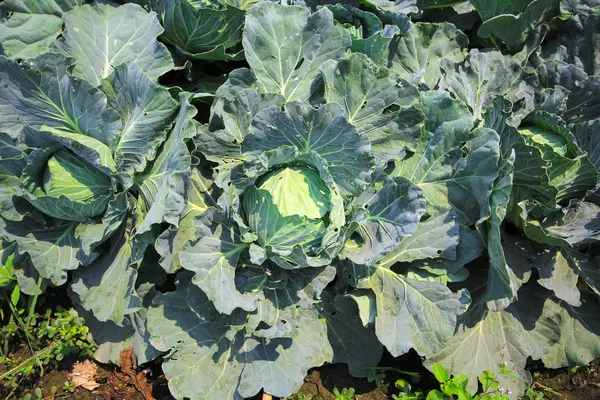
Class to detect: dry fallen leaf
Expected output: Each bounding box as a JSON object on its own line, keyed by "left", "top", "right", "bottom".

{"left": 69, "top": 359, "right": 100, "bottom": 391}
{"left": 99, "top": 348, "right": 155, "bottom": 400}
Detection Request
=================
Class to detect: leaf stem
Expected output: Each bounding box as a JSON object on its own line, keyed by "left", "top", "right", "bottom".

{"left": 364, "top": 367, "right": 421, "bottom": 376}
{"left": 0, "top": 341, "right": 59, "bottom": 381}
{"left": 2, "top": 292, "right": 34, "bottom": 354}
{"left": 26, "top": 276, "right": 43, "bottom": 326}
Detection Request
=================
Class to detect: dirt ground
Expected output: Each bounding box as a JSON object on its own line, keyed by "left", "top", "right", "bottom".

{"left": 528, "top": 359, "right": 600, "bottom": 400}
{"left": 2, "top": 351, "right": 600, "bottom": 399}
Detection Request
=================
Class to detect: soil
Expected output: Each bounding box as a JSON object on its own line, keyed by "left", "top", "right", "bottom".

{"left": 279, "top": 353, "right": 600, "bottom": 400}
{"left": 291, "top": 351, "right": 439, "bottom": 400}
{"left": 0, "top": 345, "right": 167, "bottom": 400}
{"left": 1, "top": 359, "right": 109, "bottom": 400}
{"left": 528, "top": 359, "right": 600, "bottom": 400}
{"left": 2, "top": 348, "right": 600, "bottom": 400}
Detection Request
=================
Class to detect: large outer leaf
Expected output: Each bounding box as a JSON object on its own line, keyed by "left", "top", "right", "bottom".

{"left": 427, "top": 284, "right": 560, "bottom": 395}
{"left": 148, "top": 277, "right": 239, "bottom": 400}
{"left": 480, "top": 153, "right": 521, "bottom": 310}
{"left": 203, "top": 69, "right": 284, "bottom": 155}
{"left": 243, "top": 3, "right": 351, "bottom": 101}
{"left": 0, "top": 13, "right": 63, "bottom": 60}
{"left": 195, "top": 70, "right": 284, "bottom": 175}
{"left": 536, "top": 248, "right": 582, "bottom": 306}
{"left": 406, "top": 223, "right": 485, "bottom": 276}
{"left": 573, "top": 119, "right": 600, "bottom": 172}
{"left": 244, "top": 101, "right": 374, "bottom": 197}
{"left": 320, "top": 53, "right": 423, "bottom": 164}
{"left": 393, "top": 92, "right": 500, "bottom": 226}
{"left": 76, "top": 282, "right": 160, "bottom": 366}
{"left": 533, "top": 59, "right": 588, "bottom": 97}
{"left": 0, "top": 131, "right": 26, "bottom": 177}
{"left": 522, "top": 112, "right": 599, "bottom": 206}
{"left": 155, "top": 169, "right": 211, "bottom": 274}
{"left": 561, "top": 250, "right": 600, "bottom": 298}
{"left": 472, "top": 0, "right": 559, "bottom": 50}
{"left": 383, "top": 22, "right": 468, "bottom": 89}
{"left": 543, "top": 14, "right": 600, "bottom": 77}
{"left": 377, "top": 210, "right": 460, "bottom": 268}
{"left": 364, "top": 266, "right": 469, "bottom": 357}
{"left": 148, "top": 273, "right": 333, "bottom": 399}
{"left": 242, "top": 264, "right": 337, "bottom": 337}
{"left": 485, "top": 229, "right": 539, "bottom": 293}
{"left": 520, "top": 201, "right": 600, "bottom": 246}
{"left": 134, "top": 0, "right": 246, "bottom": 61}
{"left": 56, "top": 1, "right": 173, "bottom": 87}
{"left": 560, "top": 0, "right": 600, "bottom": 14}
{"left": 103, "top": 63, "right": 178, "bottom": 183}
{"left": 13, "top": 257, "right": 51, "bottom": 296}
{"left": 343, "top": 176, "right": 426, "bottom": 265}
{"left": 179, "top": 209, "right": 261, "bottom": 315}
{"left": 441, "top": 50, "right": 535, "bottom": 127}
{"left": 562, "top": 76, "right": 600, "bottom": 125}
{"left": 478, "top": 151, "right": 529, "bottom": 311}
{"left": 136, "top": 92, "right": 197, "bottom": 235}
{"left": 4, "top": 251, "right": 43, "bottom": 296}
{"left": 238, "top": 312, "right": 332, "bottom": 397}
{"left": 361, "top": 0, "right": 419, "bottom": 15}
{"left": 76, "top": 191, "right": 129, "bottom": 255}
{"left": 71, "top": 225, "right": 142, "bottom": 326}
{"left": 326, "top": 4, "right": 403, "bottom": 66}
{"left": 320, "top": 291, "right": 383, "bottom": 377}
{"left": 0, "top": 54, "right": 120, "bottom": 141}
{"left": 0, "top": 217, "right": 95, "bottom": 285}
{"left": 484, "top": 99, "right": 558, "bottom": 215}
{"left": 543, "top": 294, "right": 600, "bottom": 368}
{"left": 0, "top": 0, "right": 81, "bottom": 15}
{"left": 352, "top": 23, "right": 401, "bottom": 68}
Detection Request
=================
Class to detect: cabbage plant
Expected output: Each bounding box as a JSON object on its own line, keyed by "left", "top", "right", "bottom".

{"left": 0, "top": 2, "right": 193, "bottom": 329}
{"left": 1, "top": 1, "right": 600, "bottom": 400}
{"left": 142, "top": 3, "right": 504, "bottom": 398}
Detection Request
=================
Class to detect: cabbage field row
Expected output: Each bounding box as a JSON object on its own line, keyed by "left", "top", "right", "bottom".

{"left": 0, "top": 0, "right": 599, "bottom": 399}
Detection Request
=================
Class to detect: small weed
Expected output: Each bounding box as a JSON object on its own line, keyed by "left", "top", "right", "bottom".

{"left": 63, "top": 380, "right": 77, "bottom": 393}
{"left": 525, "top": 387, "right": 545, "bottom": 400}
{"left": 1, "top": 308, "right": 95, "bottom": 388}
{"left": 0, "top": 270, "right": 96, "bottom": 392}
{"left": 393, "top": 363, "right": 517, "bottom": 400}
{"left": 367, "top": 368, "right": 386, "bottom": 387}
{"left": 283, "top": 394, "right": 313, "bottom": 400}
{"left": 20, "top": 384, "right": 68, "bottom": 400}
{"left": 365, "top": 366, "right": 421, "bottom": 387}
{"left": 22, "top": 386, "right": 43, "bottom": 400}
{"left": 526, "top": 381, "right": 560, "bottom": 399}
{"left": 333, "top": 387, "right": 355, "bottom": 400}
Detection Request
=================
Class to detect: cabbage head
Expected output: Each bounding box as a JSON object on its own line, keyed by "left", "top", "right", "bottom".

{"left": 22, "top": 129, "right": 117, "bottom": 222}
{"left": 243, "top": 166, "right": 334, "bottom": 250}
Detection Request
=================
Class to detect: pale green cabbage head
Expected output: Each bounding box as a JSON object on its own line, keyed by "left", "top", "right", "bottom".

{"left": 242, "top": 166, "right": 333, "bottom": 251}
